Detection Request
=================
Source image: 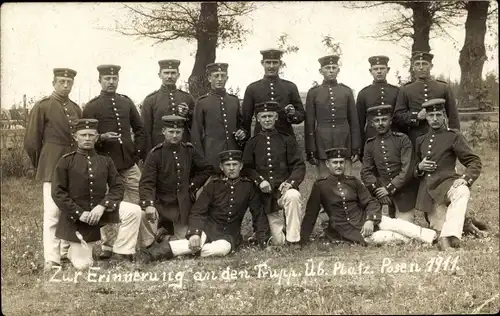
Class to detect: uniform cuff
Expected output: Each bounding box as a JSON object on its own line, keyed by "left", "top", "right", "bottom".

{"left": 100, "top": 199, "right": 118, "bottom": 211}
{"left": 414, "top": 165, "right": 424, "bottom": 177}
{"left": 140, "top": 200, "right": 155, "bottom": 210}
{"left": 185, "top": 228, "right": 203, "bottom": 239}
{"left": 461, "top": 174, "right": 474, "bottom": 187}
{"left": 386, "top": 183, "right": 397, "bottom": 195}
{"left": 367, "top": 183, "right": 377, "bottom": 194}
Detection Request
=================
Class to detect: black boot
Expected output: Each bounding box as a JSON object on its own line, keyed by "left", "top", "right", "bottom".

{"left": 142, "top": 239, "right": 174, "bottom": 263}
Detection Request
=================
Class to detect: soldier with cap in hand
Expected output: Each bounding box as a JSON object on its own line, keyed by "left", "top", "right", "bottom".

{"left": 242, "top": 49, "right": 305, "bottom": 138}
{"left": 141, "top": 59, "right": 195, "bottom": 153}
{"left": 356, "top": 55, "right": 401, "bottom": 158}
{"left": 300, "top": 147, "right": 437, "bottom": 246}
{"left": 191, "top": 62, "right": 248, "bottom": 170}
{"left": 305, "top": 54, "right": 361, "bottom": 177}
{"left": 138, "top": 115, "right": 214, "bottom": 248}
{"left": 52, "top": 119, "right": 142, "bottom": 269}
{"left": 83, "top": 65, "right": 146, "bottom": 259}
{"left": 361, "top": 105, "right": 418, "bottom": 222}
{"left": 24, "top": 68, "right": 81, "bottom": 271}
{"left": 137, "top": 150, "right": 269, "bottom": 263}
{"left": 414, "top": 98, "right": 481, "bottom": 251}
{"left": 242, "top": 101, "right": 305, "bottom": 247}
{"left": 394, "top": 51, "right": 460, "bottom": 144}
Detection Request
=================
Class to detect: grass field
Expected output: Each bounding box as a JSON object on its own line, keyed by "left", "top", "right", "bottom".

{"left": 1, "top": 124, "right": 499, "bottom": 315}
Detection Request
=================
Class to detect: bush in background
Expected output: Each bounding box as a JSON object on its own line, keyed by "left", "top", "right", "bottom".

{"left": 1, "top": 136, "right": 32, "bottom": 179}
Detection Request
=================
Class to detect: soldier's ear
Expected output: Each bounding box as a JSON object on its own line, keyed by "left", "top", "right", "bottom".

{"left": 260, "top": 60, "right": 265, "bottom": 67}
{"left": 219, "top": 163, "right": 224, "bottom": 172}
{"left": 72, "top": 133, "right": 78, "bottom": 142}
{"left": 387, "top": 67, "right": 391, "bottom": 73}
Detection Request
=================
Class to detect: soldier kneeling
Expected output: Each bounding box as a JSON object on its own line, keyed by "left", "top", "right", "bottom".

{"left": 137, "top": 150, "right": 268, "bottom": 263}
{"left": 300, "top": 147, "right": 437, "bottom": 246}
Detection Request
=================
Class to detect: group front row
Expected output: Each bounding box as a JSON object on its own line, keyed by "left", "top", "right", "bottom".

{"left": 51, "top": 98, "right": 482, "bottom": 270}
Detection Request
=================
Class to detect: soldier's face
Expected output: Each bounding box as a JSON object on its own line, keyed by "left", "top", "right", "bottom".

{"left": 319, "top": 64, "right": 340, "bottom": 81}
{"left": 261, "top": 59, "right": 282, "bottom": 76}
{"left": 52, "top": 77, "right": 74, "bottom": 97}
{"left": 159, "top": 69, "right": 180, "bottom": 85}
{"left": 73, "top": 129, "right": 98, "bottom": 150}
{"left": 257, "top": 112, "right": 278, "bottom": 130}
{"left": 208, "top": 71, "right": 228, "bottom": 90}
{"left": 163, "top": 127, "right": 183, "bottom": 144}
{"left": 369, "top": 65, "right": 389, "bottom": 81}
{"left": 371, "top": 115, "right": 392, "bottom": 134}
{"left": 326, "top": 158, "right": 345, "bottom": 176}
{"left": 412, "top": 60, "right": 433, "bottom": 79}
{"left": 99, "top": 75, "right": 119, "bottom": 93}
{"left": 219, "top": 160, "right": 243, "bottom": 179}
{"left": 426, "top": 110, "right": 446, "bottom": 129}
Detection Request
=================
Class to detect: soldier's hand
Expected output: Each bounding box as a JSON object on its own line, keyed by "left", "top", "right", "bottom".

{"left": 145, "top": 206, "right": 158, "bottom": 223}
{"left": 307, "top": 153, "right": 318, "bottom": 166}
{"left": 417, "top": 108, "right": 427, "bottom": 120}
{"left": 278, "top": 182, "right": 293, "bottom": 195}
{"left": 234, "top": 129, "right": 246, "bottom": 141}
{"left": 374, "top": 187, "right": 389, "bottom": 199}
{"left": 284, "top": 104, "right": 296, "bottom": 116}
{"left": 418, "top": 157, "right": 437, "bottom": 172}
{"left": 360, "top": 220, "right": 374, "bottom": 238}
{"left": 88, "top": 205, "right": 105, "bottom": 226}
{"left": 452, "top": 178, "right": 467, "bottom": 188}
{"left": 100, "top": 132, "right": 121, "bottom": 142}
{"left": 259, "top": 180, "right": 272, "bottom": 193}
{"left": 188, "top": 235, "right": 201, "bottom": 253}
{"left": 79, "top": 211, "right": 91, "bottom": 224}
{"left": 177, "top": 103, "right": 189, "bottom": 117}
{"left": 379, "top": 196, "right": 392, "bottom": 205}
{"left": 351, "top": 154, "right": 359, "bottom": 163}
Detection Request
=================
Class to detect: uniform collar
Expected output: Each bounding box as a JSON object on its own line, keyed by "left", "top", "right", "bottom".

{"left": 263, "top": 75, "right": 280, "bottom": 83}
{"left": 378, "top": 130, "right": 392, "bottom": 139}
{"left": 76, "top": 148, "right": 97, "bottom": 156}
{"left": 416, "top": 77, "right": 432, "bottom": 83}
{"left": 372, "top": 79, "right": 387, "bottom": 84}
{"left": 160, "top": 84, "right": 177, "bottom": 93}
{"left": 430, "top": 125, "right": 447, "bottom": 134}
{"left": 328, "top": 174, "right": 347, "bottom": 182}
{"left": 322, "top": 79, "right": 338, "bottom": 86}
{"left": 164, "top": 141, "right": 181, "bottom": 149}
{"left": 100, "top": 90, "right": 116, "bottom": 98}
{"left": 51, "top": 91, "right": 69, "bottom": 104}
{"left": 259, "top": 128, "right": 278, "bottom": 136}
{"left": 210, "top": 88, "right": 226, "bottom": 97}
{"left": 223, "top": 176, "right": 241, "bottom": 185}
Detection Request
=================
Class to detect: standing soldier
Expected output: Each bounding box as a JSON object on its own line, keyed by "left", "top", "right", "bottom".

{"left": 24, "top": 68, "right": 81, "bottom": 271}
{"left": 242, "top": 101, "right": 305, "bottom": 247}
{"left": 360, "top": 105, "right": 418, "bottom": 222}
{"left": 241, "top": 49, "right": 305, "bottom": 138}
{"left": 138, "top": 115, "right": 214, "bottom": 248}
{"left": 356, "top": 55, "right": 400, "bottom": 158}
{"left": 82, "top": 64, "right": 146, "bottom": 258}
{"left": 191, "top": 62, "right": 247, "bottom": 169}
{"left": 414, "top": 99, "right": 481, "bottom": 251}
{"left": 304, "top": 55, "right": 361, "bottom": 176}
{"left": 393, "top": 51, "right": 460, "bottom": 144}
{"left": 141, "top": 59, "right": 195, "bottom": 153}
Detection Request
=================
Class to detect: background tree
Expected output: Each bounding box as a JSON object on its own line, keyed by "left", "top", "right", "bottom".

{"left": 114, "top": 2, "right": 257, "bottom": 98}
{"left": 276, "top": 32, "right": 299, "bottom": 76}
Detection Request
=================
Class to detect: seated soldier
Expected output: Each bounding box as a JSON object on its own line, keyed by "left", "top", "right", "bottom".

{"left": 361, "top": 104, "right": 419, "bottom": 222}
{"left": 414, "top": 98, "right": 482, "bottom": 250}
{"left": 137, "top": 150, "right": 269, "bottom": 262}
{"left": 242, "top": 101, "right": 306, "bottom": 246}
{"left": 300, "top": 147, "right": 437, "bottom": 246}
{"left": 52, "top": 119, "right": 142, "bottom": 270}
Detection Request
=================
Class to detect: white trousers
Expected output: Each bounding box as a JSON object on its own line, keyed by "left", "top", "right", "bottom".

{"left": 427, "top": 185, "right": 470, "bottom": 239}
{"left": 138, "top": 211, "right": 188, "bottom": 248}
{"left": 43, "top": 182, "right": 70, "bottom": 264}
{"left": 170, "top": 232, "right": 231, "bottom": 257}
{"left": 65, "top": 201, "right": 141, "bottom": 270}
{"left": 267, "top": 189, "right": 302, "bottom": 244}
{"left": 364, "top": 215, "right": 437, "bottom": 245}
{"left": 101, "top": 164, "right": 141, "bottom": 252}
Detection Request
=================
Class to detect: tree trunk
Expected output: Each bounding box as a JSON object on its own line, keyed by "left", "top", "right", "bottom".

{"left": 409, "top": 2, "right": 432, "bottom": 81}
{"left": 458, "top": 1, "right": 489, "bottom": 109}
{"left": 188, "top": 2, "right": 218, "bottom": 99}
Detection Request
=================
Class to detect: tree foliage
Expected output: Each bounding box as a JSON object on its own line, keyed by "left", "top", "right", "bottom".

{"left": 276, "top": 33, "right": 300, "bottom": 76}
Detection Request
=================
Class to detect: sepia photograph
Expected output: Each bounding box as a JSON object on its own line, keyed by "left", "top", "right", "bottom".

{"left": 1, "top": 1, "right": 498, "bottom": 315}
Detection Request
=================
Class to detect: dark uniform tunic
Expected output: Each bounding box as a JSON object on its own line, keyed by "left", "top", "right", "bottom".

{"left": 24, "top": 92, "right": 82, "bottom": 181}
{"left": 83, "top": 91, "right": 146, "bottom": 171}
{"left": 301, "top": 175, "right": 382, "bottom": 245}
{"left": 139, "top": 142, "right": 213, "bottom": 225}
{"left": 242, "top": 128, "right": 306, "bottom": 214}
{"left": 414, "top": 127, "right": 481, "bottom": 213}
{"left": 141, "top": 85, "right": 195, "bottom": 152}
{"left": 242, "top": 76, "right": 305, "bottom": 137}
{"left": 394, "top": 78, "right": 460, "bottom": 143}
{"left": 361, "top": 131, "right": 417, "bottom": 212}
{"left": 356, "top": 80, "right": 400, "bottom": 149}
{"left": 185, "top": 176, "right": 268, "bottom": 250}
{"left": 304, "top": 80, "right": 361, "bottom": 159}
{"left": 191, "top": 89, "right": 246, "bottom": 169}
{"left": 52, "top": 149, "right": 123, "bottom": 243}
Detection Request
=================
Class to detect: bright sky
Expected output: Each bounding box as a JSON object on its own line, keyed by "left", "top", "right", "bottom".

{"left": 1, "top": 2, "right": 498, "bottom": 108}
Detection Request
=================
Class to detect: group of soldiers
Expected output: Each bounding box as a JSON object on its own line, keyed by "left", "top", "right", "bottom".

{"left": 24, "top": 48, "right": 487, "bottom": 271}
